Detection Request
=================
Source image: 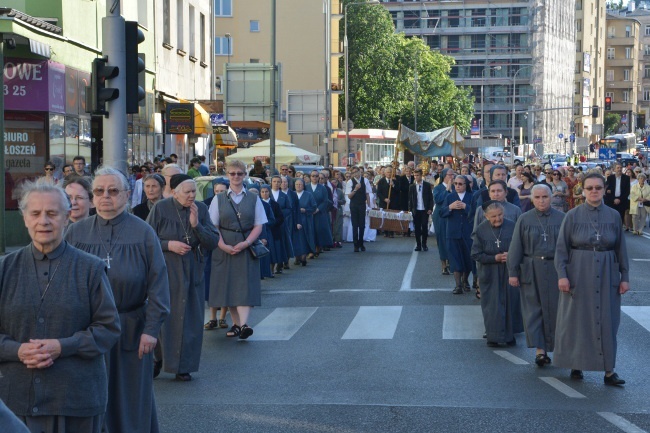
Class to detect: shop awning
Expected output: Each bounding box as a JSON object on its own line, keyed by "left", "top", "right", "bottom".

{"left": 213, "top": 125, "right": 238, "bottom": 148}
{"left": 178, "top": 99, "right": 213, "bottom": 136}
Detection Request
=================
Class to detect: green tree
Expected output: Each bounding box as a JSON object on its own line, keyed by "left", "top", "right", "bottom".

{"left": 604, "top": 113, "right": 621, "bottom": 135}
{"left": 340, "top": 0, "right": 474, "bottom": 133}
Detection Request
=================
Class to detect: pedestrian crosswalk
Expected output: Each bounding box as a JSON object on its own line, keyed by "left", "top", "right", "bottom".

{"left": 206, "top": 305, "right": 650, "bottom": 342}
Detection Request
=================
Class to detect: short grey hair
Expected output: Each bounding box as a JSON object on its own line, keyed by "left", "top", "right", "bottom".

{"left": 530, "top": 184, "right": 551, "bottom": 195}
{"left": 162, "top": 163, "right": 183, "bottom": 176}
{"left": 93, "top": 166, "right": 131, "bottom": 191}
{"left": 18, "top": 178, "right": 71, "bottom": 214}
{"left": 484, "top": 201, "right": 504, "bottom": 214}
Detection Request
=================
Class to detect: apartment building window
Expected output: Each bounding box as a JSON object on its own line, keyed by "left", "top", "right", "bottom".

{"left": 575, "top": 81, "right": 580, "bottom": 95}
{"left": 404, "top": 10, "right": 420, "bottom": 29}
{"left": 606, "top": 69, "right": 614, "bottom": 81}
{"left": 576, "top": 19, "right": 582, "bottom": 32}
{"left": 576, "top": 61, "right": 581, "bottom": 73}
{"left": 607, "top": 47, "right": 615, "bottom": 59}
{"left": 250, "top": 20, "right": 260, "bottom": 32}
{"left": 471, "top": 34, "right": 485, "bottom": 52}
{"left": 445, "top": 10, "right": 460, "bottom": 28}
{"left": 426, "top": 9, "right": 440, "bottom": 28}
{"left": 606, "top": 92, "right": 614, "bottom": 101}
{"left": 137, "top": 0, "right": 148, "bottom": 27}
{"left": 624, "top": 69, "right": 630, "bottom": 81}
{"left": 626, "top": 47, "right": 632, "bottom": 59}
{"left": 576, "top": 40, "right": 582, "bottom": 52}
{"left": 200, "top": 13, "right": 206, "bottom": 62}
{"left": 576, "top": 1, "right": 582, "bottom": 10}
{"left": 646, "top": 25, "right": 650, "bottom": 36}
{"left": 608, "top": 26, "right": 615, "bottom": 38}
{"left": 189, "top": 5, "right": 195, "bottom": 57}
{"left": 427, "top": 34, "right": 440, "bottom": 50}
{"left": 623, "top": 91, "right": 629, "bottom": 102}
{"left": 645, "top": 65, "right": 650, "bottom": 78}
{"left": 215, "top": 36, "right": 232, "bottom": 55}
{"left": 490, "top": 8, "right": 508, "bottom": 26}
{"left": 215, "top": 0, "right": 232, "bottom": 17}
{"left": 626, "top": 25, "right": 632, "bottom": 37}
{"left": 177, "top": 0, "right": 184, "bottom": 51}
{"left": 644, "top": 88, "right": 650, "bottom": 101}
{"left": 471, "top": 9, "right": 486, "bottom": 27}
{"left": 163, "top": 0, "right": 171, "bottom": 45}
{"left": 646, "top": 44, "right": 650, "bottom": 56}
{"left": 446, "top": 35, "right": 460, "bottom": 52}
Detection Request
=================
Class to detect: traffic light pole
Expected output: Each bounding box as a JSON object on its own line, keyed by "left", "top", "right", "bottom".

{"left": 102, "top": 2, "right": 128, "bottom": 174}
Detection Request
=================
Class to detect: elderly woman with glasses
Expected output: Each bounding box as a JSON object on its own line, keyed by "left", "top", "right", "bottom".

{"left": 64, "top": 176, "right": 94, "bottom": 225}
{"left": 630, "top": 172, "right": 650, "bottom": 235}
{"left": 554, "top": 172, "right": 630, "bottom": 385}
{"left": 208, "top": 160, "right": 267, "bottom": 340}
{"left": 65, "top": 167, "right": 171, "bottom": 432}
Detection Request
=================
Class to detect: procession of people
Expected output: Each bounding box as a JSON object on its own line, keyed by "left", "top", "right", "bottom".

{"left": 0, "top": 151, "right": 644, "bottom": 431}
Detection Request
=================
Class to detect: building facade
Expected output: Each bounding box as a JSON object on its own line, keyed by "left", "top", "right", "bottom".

{"left": 381, "top": 0, "right": 575, "bottom": 156}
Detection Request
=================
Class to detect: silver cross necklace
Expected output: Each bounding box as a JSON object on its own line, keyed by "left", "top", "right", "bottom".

{"left": 491, "top": 225, "right": 503, "bottom": 249}
{"left": 175, "top": 204, "right": 192, "bottom": 244}
{"left": 97, "top": 219, "right": 126, "bottom": 269}
{"left": 534, "top": 211, "right": 549, "bottom": 242}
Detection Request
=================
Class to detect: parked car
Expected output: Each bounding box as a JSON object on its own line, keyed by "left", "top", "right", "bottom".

{"left": 551, "top": 155, "right": 569, "bottom": 169}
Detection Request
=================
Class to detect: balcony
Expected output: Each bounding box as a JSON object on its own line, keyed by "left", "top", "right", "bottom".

{"left": 612, "top": 102, "right": 635, "bottom": 112}
{"left": 606, "top": 81, "right": 636, "bottom": 89}
{"left": 606, "top": 36, "right": 635, "bottom": 46}
{"left": 606, "top": 58, "right": 637, "bottom": 67}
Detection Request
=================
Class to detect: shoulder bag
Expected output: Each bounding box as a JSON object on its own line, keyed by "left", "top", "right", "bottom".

{"left": 226, "top": 195, "right": 269, "bottom": 259}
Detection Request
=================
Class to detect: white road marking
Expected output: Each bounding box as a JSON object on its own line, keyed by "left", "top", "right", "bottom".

{"left": 539, "top": 377, "right": 586, "bottom": 399}
{"left": 632, "top": 259, "right": 650, "bottom": 262}
{"left": 442, "top": 305, "right": 484, "bottom": 339}
{"left": 330, "top": 289, "right": 382, "bottom": 292}
{"left": 622, "top": 306, "right": 650, "bottom": 332}
{"left": 252, "top": 307, "right": 318, "bottom": 341}
{"left": 493, "top": 350, "right": 529, "bottom": 365}
{"left": 598, "top": 412, "right": 648, "bottom": 433}
{"left": 400, "top": 251, "right": 418, "bottom": 291}
{"left": 342, "top": 306, "right": 402, "bottom": 339}
{"left": 402, "top": 288, "right": 451, "bottom": 292}
{"left": 264, "top": 290, "right": 315, "bottom": 294}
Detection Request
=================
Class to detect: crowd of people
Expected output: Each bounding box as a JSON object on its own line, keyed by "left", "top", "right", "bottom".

{"left": 0, "top": 151, "right": 643, "bottom": 432}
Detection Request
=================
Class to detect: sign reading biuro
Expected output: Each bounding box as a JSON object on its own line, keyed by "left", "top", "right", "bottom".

{"left": 166, "top": 103, "right": 194, "bottom": 134}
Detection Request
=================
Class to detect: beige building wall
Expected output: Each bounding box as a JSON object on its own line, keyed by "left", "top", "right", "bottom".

{"left": 574, "top": 0, "right": 606, "bottom": 145}
{"left": 215, "top": 0, "right": 340, "bottom": 155}
{"left": 604, "top": 15, "right": 642, "bottom": 133}
{"left": 628, "top": 9, "right": 650, "bottom": 130}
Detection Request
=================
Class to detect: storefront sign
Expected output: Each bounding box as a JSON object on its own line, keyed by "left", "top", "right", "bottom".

{"left": 3, "top": 58, "right": 65, "bottom": 113}
{"left": 166, "top": 103, "right": 194, "bottom": 134}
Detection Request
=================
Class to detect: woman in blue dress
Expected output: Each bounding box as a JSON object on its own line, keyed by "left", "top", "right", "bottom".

{"left": 306, "top": 170, "right": 333, "bottom": 256}
{"left": 260, "top": 184, "right": 287, "bottom": 275}
{"left": 292, "top": 178, "right": 316, "bottom": 266}
{"left": 433, "top": 168, "right": 455, "bottom": 275}
{"left": 441, "top": 175, "right": 474, "bottom": 294}
{"left": 248, "top": 184, "right": 273, "bottom": 279}
{"left": 270, "top": 176, "right": 294, "bottom": 270}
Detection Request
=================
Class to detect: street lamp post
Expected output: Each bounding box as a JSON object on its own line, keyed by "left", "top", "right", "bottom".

{"left": 480, "top": 65, "right": 501, "bottom": 141}
{"left": 511, "top": 64, "right": 532, "bottom": 158}
{"left": 344, "top": 0, "right": 380, "bottom": 164}
{"left": 225, "top": 33, "right": 231, "bottom": 64}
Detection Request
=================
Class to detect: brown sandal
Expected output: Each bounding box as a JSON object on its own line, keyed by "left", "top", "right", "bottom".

{"left": 204, "top": 319, "right": 219, "bottom": 330}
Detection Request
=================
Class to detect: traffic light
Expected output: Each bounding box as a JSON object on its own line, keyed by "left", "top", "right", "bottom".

{"left": 125, "top": 21, "right": 145, "bottom": 114}
{"left": 605, "top": 96, "right": 612, "bottom": 111}
{"left": 592, "top": 105, "right": 599, "bottom": 118}
{"left": 86, "top": 56, "right": 119, "bottom": 116}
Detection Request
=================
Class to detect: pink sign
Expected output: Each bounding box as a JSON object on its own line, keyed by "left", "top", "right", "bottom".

{"left": 4, "top": 58, "right": 66, "bottom": 113}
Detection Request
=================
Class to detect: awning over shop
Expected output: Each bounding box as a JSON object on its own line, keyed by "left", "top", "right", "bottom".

{"left": 225, "top": 139, "right": 321, "bottom": 164}
{"left": 213, "top": 125, "right": 238, "bottom": 148}
{"left": 193, "top": 103, "right": 213, "bottom": 136}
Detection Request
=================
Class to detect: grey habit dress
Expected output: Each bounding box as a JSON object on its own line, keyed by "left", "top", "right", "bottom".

{"left": 65, "top": 212, "right": 170, "bottom": 433}
{"left": 471, "top": 219, "right": 524, "bottom": 344}
{"left": 507, "top": 208, "right": 565, "bottom": 352}
{"left": 147, "top": 197, "right": 219, "bottom": 375}
{"left": 210, "top": 191, "right": 265, "bottom": 307}
{"left": 0, "top": 242, "right": 120, "bottom": 432}
{"left": 554, "top": 202, "right": 629, "bottom": 371}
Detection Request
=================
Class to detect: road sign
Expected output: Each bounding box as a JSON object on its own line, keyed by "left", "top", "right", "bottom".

{"left": 570, "top": 134, "right": 575, "bottom": 143}
{"left": 599, "top": 148, "right": 616, "bottom": 160}
{"left": 558, "top": 133, "right": 564, "bottom": 139}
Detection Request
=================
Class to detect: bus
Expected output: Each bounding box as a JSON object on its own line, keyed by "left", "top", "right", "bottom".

{"left": 599, "top": 133, "right": 636, "bottom": 153}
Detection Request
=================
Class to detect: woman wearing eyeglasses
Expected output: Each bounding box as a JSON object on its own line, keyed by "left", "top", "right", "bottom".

{"left": 43, "top": 161, "right": 57, "bottom": 184}
{"left": 208, "top": 160, "right": 267, "bottom": 340}
{"left": 550, "top": 170, "right": 568, "bottom": 212}
{"left": 63, "top": 176, "right": 94, "bottom": 225}
{"left": 554, "top": 173, "right": 630, "bottom": 386}
{"left": 65, "top": 167, "right": 171, "bottom": 432}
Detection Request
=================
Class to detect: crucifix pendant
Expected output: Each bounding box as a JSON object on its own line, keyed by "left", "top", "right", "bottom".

{"left": 495, "top": 239, "right": 501, "bottom": 248}
{"left": 237, "top": 212, "right": 241, "bottom": 219}
{"left": 595, "top": 232, "right": 601, "bottom": 241}
{"left": 184, "top": 234, "right": 191, "bottom": 244}
{"left": 541, "top": 232, "right": 548, "bottom": 242}
{"left": 104, "top": 254, "right": 112, "bottom": 269}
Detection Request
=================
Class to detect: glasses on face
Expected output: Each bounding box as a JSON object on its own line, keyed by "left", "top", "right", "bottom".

{"left": 45, "top": 167, "right": 54, "bottom": 171}
{"left": 228, "top": 172, "right": 245, "bottom": 177}
{"left": 92, "top": 187, "right": 123, "bottom": 197}
{"left": 553, "top": 173, "right": 560, "bottom": 176}
{"left": 584, "top": 186, "right": 604, "bottom": 191}
{"left": 453, "top": 182, "right": 466, "bottom": 186}
{"left": 545, "top": 171, "right": 552, "bottom": 175}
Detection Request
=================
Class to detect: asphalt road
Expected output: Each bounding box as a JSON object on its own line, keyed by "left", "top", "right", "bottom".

{"left": 155, "top": 228, "right": 650, "bottom": 433}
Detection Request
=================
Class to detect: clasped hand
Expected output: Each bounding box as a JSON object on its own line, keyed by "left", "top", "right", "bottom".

{"left": 18, "top": 339, "right": 61, "bottom": 369}
{"left": 220, "top": 241, "right": 249, "bottom": 255}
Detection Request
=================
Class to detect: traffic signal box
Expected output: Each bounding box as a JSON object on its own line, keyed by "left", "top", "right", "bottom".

{"left": 125, "top": 21, "right": 146, "bottom": 114}
{"left": 86, "top": 57, "right": 119, "bottom": 116}
{"left": 605, "top": 97, "right": 612, "bottom": 111}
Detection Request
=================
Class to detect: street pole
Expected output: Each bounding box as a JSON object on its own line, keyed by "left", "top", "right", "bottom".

{"left": 511, "top": 65, "right": 532, "bottom": 161}
{"left": 102, "top": 0, "right": 127, "bottom": 174}
{"left": 0, "top": 39, "right": 5, "bottom": 254}
{"left": 269, "top": 0, "right": 276, "bottom": 171}
{"left": 344, "top": 1, "right": 379, "bottom": 166}
{"left": 323, "top": 0, "right": 331, "bottom": 167}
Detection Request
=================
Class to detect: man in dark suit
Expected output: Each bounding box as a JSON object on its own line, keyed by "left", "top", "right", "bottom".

{"left": 345, "top": 166, "right": 371, "bottom": 252}
{"left": 605, "top": 162, "right": 631, "bottom": 227}
{"left": 408, "top": 169, "right": 434, "bottom": 251}
{"left": 376, "top": 166, "right": 400, "bottom": 237}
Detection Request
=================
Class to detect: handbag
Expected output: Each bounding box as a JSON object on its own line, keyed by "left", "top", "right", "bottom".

{"left": 226, "top": 195, "right": 270, "bottom": 260}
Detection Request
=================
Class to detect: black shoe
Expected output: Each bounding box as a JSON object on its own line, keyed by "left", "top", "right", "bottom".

{"left": 482, "top": 332, "right": 487, "bottom": 339}
{"left": 604, "top": 373, "right": 625, "bottom": 386}
{"left": 239, "top": 324, "right": 254, "bottom": 340}
{"left": 422, "top": 246, "right": 428, "bottom": 251}
{"left": 175, "top": 373, "right": 192, "bottom": 382}
{"left": 414, "top": 246, "right": 422, "bottom": 251}
{"left": 535, "top": 354, "right": 547, "bottom": 367}
{"left": 360, "top": 245, "right": 366, "bottom": 252}
{"left": 452, "top": 286, "right": 464, "bottom": 294}
{"left": 570, "top": 369, "right": 584, "bottom": 380}
{"left": 354, "top": 247, "right": 360, "bottom": 252}
{"left": 153, "top": 360, "right": 162, "bottom": 378}
{"left": 301, "top": 260, "right": 307, "bottom": 266}
{"left": 442, "top": 267, "right": 450, "bottom": 275}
